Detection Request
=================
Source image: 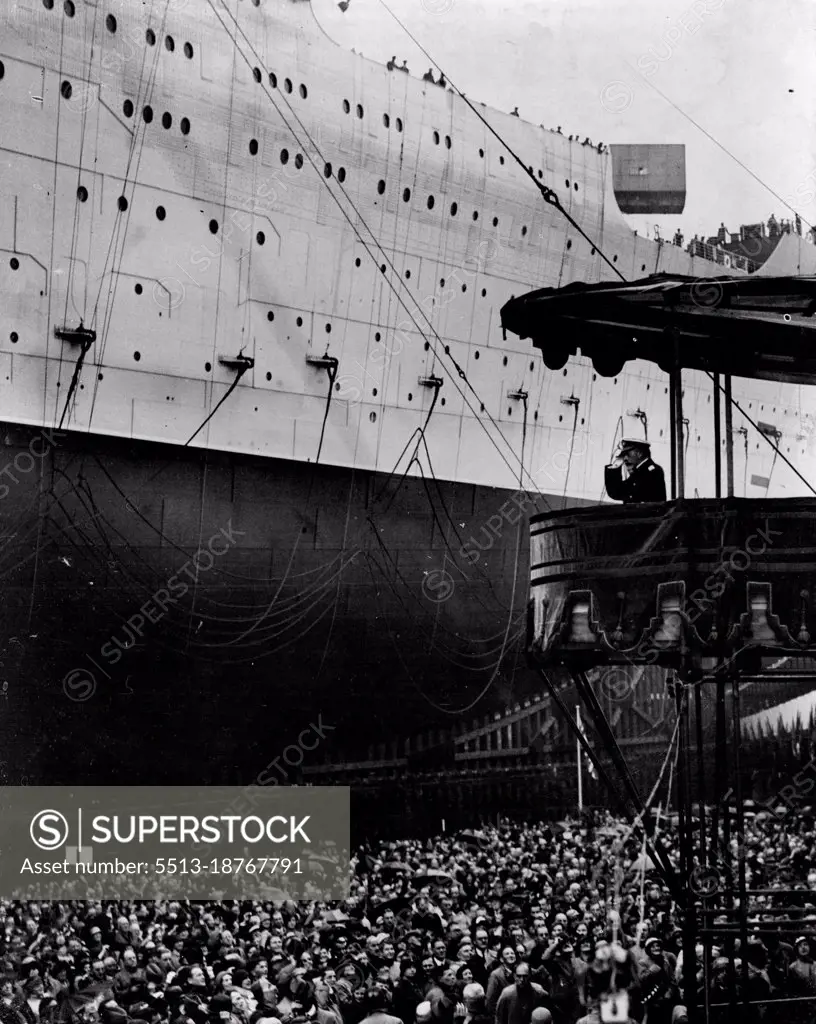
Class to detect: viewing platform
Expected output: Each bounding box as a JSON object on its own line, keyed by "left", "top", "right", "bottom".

{"left": 529, "top": 497, "right": 816, "bottom": 674}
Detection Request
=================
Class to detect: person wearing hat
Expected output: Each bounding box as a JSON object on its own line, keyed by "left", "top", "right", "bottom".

{"left": 605, "top": 439, "right": 666, "bottom": 504}
{"left": 787, "top": 936, "right": 816, "bottom": 1020}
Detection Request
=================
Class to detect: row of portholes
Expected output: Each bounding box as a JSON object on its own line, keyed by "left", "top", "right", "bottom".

{"left": 121, "top": 98, "right": 191, "bottom": 135}
{"left": 42, "top": 0, "right": 76, "bottom": 15}
{"left": 343, "top": 99, "right": 404, "bottom": 134}
{"left": 145, "top": 28, "right": 193, "bottom": 57}
{"left": 257, "top": 69, "right": 306, "bottom": 99}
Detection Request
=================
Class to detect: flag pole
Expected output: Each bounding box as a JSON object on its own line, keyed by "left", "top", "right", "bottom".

{"left": 576, "top": 704, "right": 584, "bottom": 813}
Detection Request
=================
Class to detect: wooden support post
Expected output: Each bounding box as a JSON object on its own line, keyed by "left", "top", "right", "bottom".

{"left": 725, "top": 375, "right": 734, "bottom": 496}
{"left": 714, "top": 373, "right": 722, "bottom": 498}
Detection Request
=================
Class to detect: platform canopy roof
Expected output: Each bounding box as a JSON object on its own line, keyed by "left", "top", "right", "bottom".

{"left": 500, "top": 273, "right": 816, "bottom": 384}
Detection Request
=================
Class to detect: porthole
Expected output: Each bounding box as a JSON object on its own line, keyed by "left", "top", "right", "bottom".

{"left": 77, "top": 186, "right": 88, "bottom": 202}
{"left": 480, "top": 403, "right": 485, "bottom": 412}
{"left": 249, "top": 138, "right": 258, "bottom": 156}
{"left": 383, "top": 113, "right": 390, "bottom": 128}
{"left": 451, "top": 202, "right": 458, "bottom": 216}
{"left": 479, "top": 148, "right": 484, "bottom": 157}
{"left": 355, "top": 258, "right": 361, "bottom": 267}
{"left": 284, "top": 79, "right": 292, "bottom": 92}
{"left": 499, "top": 155, "right": 505, "bottom": 165}
{"left": 256, "top": 231, "right": 265, "bottom": 245}
{"left": 440, "top": 278, "right": 445, "bottom": 287}
{"left": 565, "top": 179, "right": 570, "bottom": 188}
{"left": 43, "top": 0, "right": 53, "bottom": 8}
{"left": 405, "top": 269, "right": 411, "bottom": 279}
{"left": 445, "top": 135, "right": 451, "bottom": 148}
{"left": 180, "top": 118, "right": 190, "bottom": 135}
{"left": 205, "top": 362, "right": 211, "bottom": 372}
{"left": 143, "top": 105, "right": 153, "bottom": 123}
{"left": 146, "top": 28, "right": 155, "bottom": 45}
{"left": 396, "top": 117, "right": 403, "bottom": 132}
{"left": 403, "top": 187, "right": 411, "bottom": 202}
{"left": 156, "top": 205, "right": 166, "bottom": 220}
{"left": 427, "top": 195, "right": 435, "bottom": 210}
{"left": 338, "top": 168, "right": 346, "bottom": 182}
{"left": 253, "top": 67, "right": 262, "bottom": 83}
{"left": 117, "top": 195, "right": 128, "bottom": 211}
{"left": 267, "top": 311, "right": 274, "bottom": 321}
{"left": 408, "top": 393, "right": 413, "bottom": 402}
{"left": 296, "top": 316, "right": 303, "bottom": 327}
{"left": 574, "top": 182, "right": 578, "bottom": 191}
{"left": 184, "top": 41, "right": 194, "bottom": 59}
{"left": 324, "top": 162, "right": 332, "bottom": 178}
{"left": 537, "top": 169, "right": 543, "bottom": 179}
{"left": 424, "top": 342, "right": 430, "bottom": 351}
{"left": 375, "top": 333, "right": 381, "bottom": 341}
{"left": 294, "top": 153, "right": 303, "bottom": 169}
{"left": 165, "top": 35, "right": 174, "bottom": 51}
{"left": 380, "top": 264, "right": 386, "bottom": 273}
{"left": 269, "top": 72, "right": 277, "bottom": 88}
{"left": 135, "top": 283, "right": 143, "bottom": 295}
{"left": 529, "top": 361, "right": 534, "bottom": 371}
{"left": 481, "top": 288, "right": 486, "bottom": 297}
{"left": 10, "top": 258, "right": 19, "bottom": 270}
{"left": 266, "top": 371, "right": 272, "bottom": 381}
{"left": 325, "top": 324, "right": 331, "bottom": 333}
{"left": 613, "top": 254, "right": 618, "bottom": 262}
{"left": 63, "top": 0, "right": 73, "bottom": 14}
{"left": 134, "top": 351, "right": 141, "bottom": 362}
{"left": 10, "top": 332, "right": 18, "bottom": 343}
{"left": 123, "top": 99, "right": 134, "bottom": 118}
{"left": 356, "top": 103, "right": 363, "bottom": 118}
{"left": 493, "top": 217, "right": 499, "bottom": 227}
{"left": 372, "top": 389, "right": 377, "bottom": 397}
{"left": 521, "top": 225, "right": 527, "bottom": 236}
{"left": 370, "top": 411, "right": 377, "bottom": 422}
{"left": 105, "top": 13, "right": 116, "bottom": 32}
{"left": 299, "top": 84, "right": 307, "bottom": 99}
{"left": 461, "top": 284, "right": 466, "bottom": 292}
{"left": 433, "top": 130, "right": 440, "bottom": 145}
{"left": 60, "top": 81, "right": 72, "bottom": 100}
{"left": 209, "top": 219, "right": 218, "bottom": 234}
{"left": 474, "top": 351, "right": 480, "bottom": 359}
{"left": 280, "top": 148, "right": 289, "bottom": 164}
{"left": 377, "top": 180, "right": 385, "bottom": 195}
{"left": 472, "top": 211, "right": 478, "bottom": 221}
{"left": 343, "top": 99, "right": 350, "bottom": 113}
{"left": 566, "top": 239, "right": 572, "bottom": 249}
{"left": 502, "top": 356, "right": 508, "bottom": 366}
{"left": 162, "top": 111, "right": 172, "bottom": 129}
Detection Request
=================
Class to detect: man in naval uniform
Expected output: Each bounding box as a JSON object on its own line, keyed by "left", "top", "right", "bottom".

{"left": 604, "top": 439, "right": 666, "bottom": 503}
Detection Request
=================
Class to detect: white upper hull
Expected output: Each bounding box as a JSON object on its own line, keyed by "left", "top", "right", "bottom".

{"left": 2, "top": 0, "right": 816, "bottom": 503}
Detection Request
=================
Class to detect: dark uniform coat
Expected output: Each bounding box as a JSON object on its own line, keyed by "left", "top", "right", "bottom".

{"left": 604, "top": 458, "right": 666, "bottom": 503}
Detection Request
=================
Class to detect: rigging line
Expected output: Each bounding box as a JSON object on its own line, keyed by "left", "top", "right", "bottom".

{"left": 364, "top": 554, "right": 521, "bottom": 714}
{"left": 626, "top": 62, "right": 815, "bottom": 238}
{"left": 705, "top": 372, "right": 816, "bottom": 496}
{"left": 371, "top": 386, "right": 440, "bottom": 516}
{"left": 57, "top": 333, "right": 95, "bottom": 430}
{"left": 375, "top": 0, "right": 627, "bottom": 282}
{"left": 184, "top": 364, "right": 252, "bottom": 448}
{"left": 62, "top": 0, "right": 103, "bottom": 328}
{"left": 561, "top": 398, "right": 580, "bottom": 502}
{"left": 366, "top": 525, "right": 525, "bottom": 656}
{"left": 314, "top": 468, "right": 358, "bottom": 680}
{"left": 205, "top": 1, "right": 549, "bottom": 507}
{"left": 73, "top": 476, "right": 346, "bottom": 616}
{"left": 87, "top": 453, "right": 344, "bottom": 589}
{"left": 83, "top": 0, "right": 171, "bottom": 433}
{"left": 314, "top": 359, "right": 339, "bottom": 466}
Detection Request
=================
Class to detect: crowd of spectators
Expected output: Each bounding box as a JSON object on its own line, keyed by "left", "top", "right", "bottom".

{"left": 3, "top": 809, "right": 816, "bottom": 1024}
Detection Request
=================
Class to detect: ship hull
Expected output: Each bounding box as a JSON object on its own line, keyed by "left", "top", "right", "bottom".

{"left": 0, "top": 421, "right": 573, "bottom": 784}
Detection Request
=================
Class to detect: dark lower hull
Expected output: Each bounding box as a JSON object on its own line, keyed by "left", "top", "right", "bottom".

{"left": 0, "top": 423, "right": 572, "bottom": 785}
